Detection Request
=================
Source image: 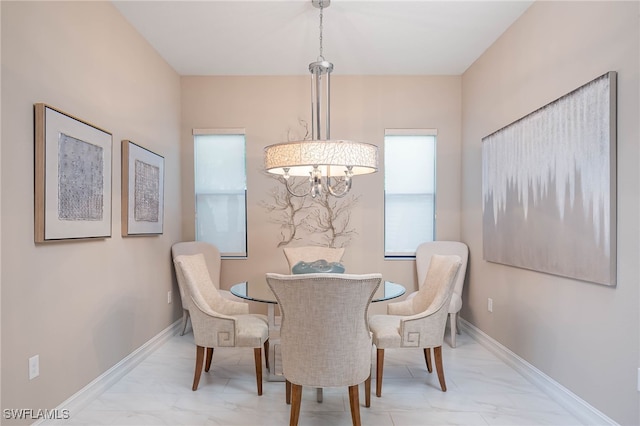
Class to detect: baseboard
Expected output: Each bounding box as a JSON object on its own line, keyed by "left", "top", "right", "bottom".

{"left": 459, "top": 318, "right": 617, "bottom": 426}
{"left": 36, "top": 320, "right": 182, "bottom": 425}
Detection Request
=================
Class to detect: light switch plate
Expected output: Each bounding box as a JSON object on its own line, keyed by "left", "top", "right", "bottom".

{"left": 29, "top": 355, "right": 39, "bottom": 380}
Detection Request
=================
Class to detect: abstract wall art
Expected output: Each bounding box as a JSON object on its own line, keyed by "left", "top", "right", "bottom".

{"left": 482, "top": 72, "right": 617, "bottom": 286}
{"left": 121, "top": 140, "right": 164, "bottom": 236}
{"left": 35, "top": 103, "right": 113, "bottom": 242}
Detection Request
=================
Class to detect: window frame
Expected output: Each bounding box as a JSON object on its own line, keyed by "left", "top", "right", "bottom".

{"left": 383, "top": 128, "right": 437, "bottom": 259}
{"left": 193, "top": 128, "right": 248, "bottom": 259}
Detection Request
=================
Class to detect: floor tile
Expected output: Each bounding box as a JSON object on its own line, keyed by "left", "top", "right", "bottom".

{"left": 52, "top": 331, "right": 585, "bottom": 425}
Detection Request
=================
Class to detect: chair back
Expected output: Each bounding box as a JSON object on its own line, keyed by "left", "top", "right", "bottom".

{"left": 266, "top": 272, "right": 381, "bottom": 388}
{"left": 172, "top": 242, "right": 222, "bottom": 310}
{"left": 283, "top": 246, "right": 345, "bottom": 273}
{"left": 173, "top": 254, "right": 229, "bottom": 315}
{"left": 412, "top": 254, "right": 462, "bottom": 319}
{"left": 416, "top": 241, "right": 468, "bottom": 302}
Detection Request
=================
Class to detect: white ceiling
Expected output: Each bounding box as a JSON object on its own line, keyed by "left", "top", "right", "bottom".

{"left": 113, "top": 0, "right": 533, "bottom": 76}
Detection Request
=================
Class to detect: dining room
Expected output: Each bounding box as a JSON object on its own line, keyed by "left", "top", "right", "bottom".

{"left": 1, "top": 1, "right": 638, "bottom": 425}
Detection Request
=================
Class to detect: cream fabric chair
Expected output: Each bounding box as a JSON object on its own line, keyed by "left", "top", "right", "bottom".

{"left": 171, "top": 241, "right": 235, "bottom": 335}
{"left": 409, "top": 241, "right": 469, "bottom": 347}
{"left": 369, "top": 254, "right": 462, "bottom": 397}
{"left": 265, "top": 272, "right": 381, "bottom": 426}
{"left": 283, "top": 246, "right": 345, "bottom": 273}
{"left": 174, "top": 253, "right": 269, "bottom": 395}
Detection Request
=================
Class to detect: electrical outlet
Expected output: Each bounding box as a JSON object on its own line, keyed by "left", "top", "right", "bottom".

{"left": 29, "top": 355, "right": 39, "bottom": 380}
{"left": 488, "top": 298, "right": 493, "bottom": 313}
{"left": 167, "top": 291, "right": 172, "bottom": 304}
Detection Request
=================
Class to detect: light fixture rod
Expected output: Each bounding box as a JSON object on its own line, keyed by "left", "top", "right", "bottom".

{"left": 263, "top": 0, "right": 378, "bottom": 198}
{"left": 311, "top": 0, "right": 330, "bottom": 9}
{"left": 326, "top": 71, "right": 330, "bottom": 139}
{"left": 311, "top": 69, "right": 316, "bottom": 139}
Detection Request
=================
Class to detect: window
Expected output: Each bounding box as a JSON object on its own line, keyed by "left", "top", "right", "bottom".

{"left": 384, "top": 129, "right": 436, "bottom": 257}
{"left": 193, "top": 129, "right": 247, "bottom": 257}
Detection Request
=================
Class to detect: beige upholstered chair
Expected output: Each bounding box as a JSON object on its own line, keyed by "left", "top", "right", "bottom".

{"left": 283, "top": 246, "right": 345, "bottom": 273}
{"left": 171, "top": 241, "right": 235, "bottom": 335}
{"left": 369, "top": 254, "right": 462, "bottom": 397}
{"left": 410, "top": 241, "right": 469, "bottom": 347}
{"left": 265, "top": 272, "right": 382, "bottom": 426}
{"left": 174, "top": 253, "right": 269, "bottom": 395}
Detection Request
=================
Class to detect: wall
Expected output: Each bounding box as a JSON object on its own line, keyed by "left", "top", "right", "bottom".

{"left": 181, "top": 75, "right": 462, "bottom": 314}
{"left": 461, "top": 1, "right": 639, "bottom": 424}
{"left": 1, "top": 1, "right": 182, "bottom": 420}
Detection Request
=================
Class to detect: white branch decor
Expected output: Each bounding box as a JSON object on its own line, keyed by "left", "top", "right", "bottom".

{"left": 260, "top": 173, "right": 359, "bottom": 248}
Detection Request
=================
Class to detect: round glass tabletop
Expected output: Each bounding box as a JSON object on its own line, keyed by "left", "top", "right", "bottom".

{"left": 230, "top": 280, "right": 405, "bottom": 304}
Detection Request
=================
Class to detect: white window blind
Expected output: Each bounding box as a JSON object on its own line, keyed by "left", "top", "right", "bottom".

{"left": 384, "top": 130, "right": 436, "bottom": 257}
{"left": 193, "top": 130, "right": 247, "bottom": 257}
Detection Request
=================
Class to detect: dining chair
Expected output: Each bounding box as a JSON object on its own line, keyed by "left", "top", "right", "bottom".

{"left": 171, "top": 241, "right": 236, "bottom": 335}
{"left": 369, "top": 254, "right": 462, "bottom": 397}
{"left": 409, "top": 241, "right": 469, "bottom": 347}
{"left": 265, "top": 272, "right": 382, "bottom": 426}
{"left": 283, "top": 246, "right": 345, "bottom": 273}
{"left": 174, "top": 253, "right": 269, "bottom": 395}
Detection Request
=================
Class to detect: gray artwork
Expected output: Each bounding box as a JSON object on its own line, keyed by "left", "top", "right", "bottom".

{"left": 482, "top": 72, "right": 616, "bottom": 285}
{"left": 58, "top": 134, "right": 104, "bottom": 221}
{"left": 134, "top": 159, "right": 160, "bottom": 222}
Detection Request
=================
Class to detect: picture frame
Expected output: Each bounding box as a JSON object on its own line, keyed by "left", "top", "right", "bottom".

{"left": 482, "top": 71, "right": 617, "bottom": 286}
{"left": 121, "top": 140, "right": 164, "bottom": 236}
{"left": 34, "top": 103, "right": 113, "bottom": 243}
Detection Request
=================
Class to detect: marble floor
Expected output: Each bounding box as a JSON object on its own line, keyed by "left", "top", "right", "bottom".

{"left": 61, "top": 330, "right": 583, "bottom": 426}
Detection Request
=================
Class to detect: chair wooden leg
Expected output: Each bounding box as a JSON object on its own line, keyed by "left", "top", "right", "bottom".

{"left": 204, "top": 347, "right": 214, "bottom": 372}
{"left": 264, "top": 339, "right": 270, "bottom": 370}
{"left": 364, "top": 374, "right": 371, "bottom": 408}
{"left": 192, "top": 345, "right": 205, "bottom": 391}
{"left": 253, "top": 347, "right": 263, "bottom": 395}
{"left": 286, "top": 380, "right": 292, "bottom": 404}
{"left": 423, "top": 347, "right": 433, "bottom": 373}
{"left": 376, "top": 348, "right": 384, "bottom": 397}
{"left": 290, "top": 383, "right": 302, "bottom": 426}
{"left": 433, "top": 346, "right": 447, "bottom": 392}
{"left": 450, "top": 313, "right": 457, "bottom": 348}
{"left": 348, "top": 384, "right": 361, "bottom": 426}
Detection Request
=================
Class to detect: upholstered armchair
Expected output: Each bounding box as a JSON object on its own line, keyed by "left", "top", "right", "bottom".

{"left": 408, "top": 241, "right": 469, "bottom": 347}
{"left": 369, "top": 254, "right": 462, "bottom": 397}
{"left": 283, "top": 246, "right": 345, "bottom": 273}
{"left": 174, "top": 253, "right": 269, "bottom": 395}
{"left": 265, "top": 272, "right": 382, "bottom": 426}
{"left": 171, "top": 241, "right": 236, "bottom": 335}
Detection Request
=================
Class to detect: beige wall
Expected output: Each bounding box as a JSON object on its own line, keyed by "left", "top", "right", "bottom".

{"left": 180, "top": 75, "right": 462, "bottom": 314}
{"left": 1, "top": 1, "right": 182, "bottom": 419}
{"left": 461, "top": 1, "right": 639, "bottom": 424}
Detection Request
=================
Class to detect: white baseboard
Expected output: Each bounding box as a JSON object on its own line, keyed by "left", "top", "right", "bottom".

{"left": 36, "top": 320, "right": 182, "bottom": 425}
{"left": 459, "top": 318, "right": 617, "bottom": 426}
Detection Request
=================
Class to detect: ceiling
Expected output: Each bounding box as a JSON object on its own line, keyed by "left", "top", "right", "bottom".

{"left": 112, "top": 1, "right": 533, "bottom": 76}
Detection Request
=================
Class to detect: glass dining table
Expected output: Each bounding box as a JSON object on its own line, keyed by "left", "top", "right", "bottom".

{"left": 229, "top": 280, "right": 406, "bottom": 386}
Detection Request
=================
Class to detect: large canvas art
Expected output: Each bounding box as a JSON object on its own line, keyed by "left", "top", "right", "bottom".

{"left": 482, "top": 72, "right": 617, "bottom": 286}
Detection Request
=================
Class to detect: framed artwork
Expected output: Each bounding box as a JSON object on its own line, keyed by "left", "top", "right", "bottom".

{"left": 482, "top": 71, "right": 617, "bottom": 286}
{"left": 34, "top": 103, "right": 112, "bottom": 243}
{"left": 121, "top": 140, "right": 164, "bottom": 236}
